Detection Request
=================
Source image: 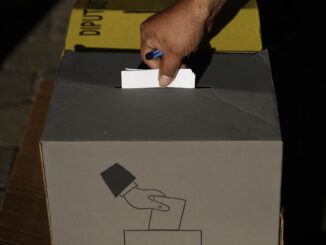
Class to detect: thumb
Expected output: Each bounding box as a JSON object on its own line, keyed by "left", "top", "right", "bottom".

{"left": 159, "top": 53, "right": 182, "bottom": 87}
{"left": 148, "top": 195, "right": 170, "bottom": 211}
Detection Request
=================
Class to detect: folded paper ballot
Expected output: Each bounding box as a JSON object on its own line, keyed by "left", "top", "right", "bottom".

{"left": 121, "top": 68, "right": 195, "bottom": 88}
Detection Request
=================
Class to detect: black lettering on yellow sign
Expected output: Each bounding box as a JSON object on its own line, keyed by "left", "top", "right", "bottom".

{"left": 79, "top": 9, "right": 103, "bottom": 36}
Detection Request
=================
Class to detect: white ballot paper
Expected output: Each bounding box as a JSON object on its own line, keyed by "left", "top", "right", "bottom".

{"left": 121, "top": 68, "right": 195, "bottom": 89}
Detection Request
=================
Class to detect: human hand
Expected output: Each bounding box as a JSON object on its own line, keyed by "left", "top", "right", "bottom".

{"left": 124, "top": 186, "right": 170, "bottom": 211}
{"left": 140, "top": 0, "right": 225, "bottom": 87}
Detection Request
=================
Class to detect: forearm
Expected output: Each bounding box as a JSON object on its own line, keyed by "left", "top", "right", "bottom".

{"left": 174, "top": 0, "right": 227, "bottom": 32}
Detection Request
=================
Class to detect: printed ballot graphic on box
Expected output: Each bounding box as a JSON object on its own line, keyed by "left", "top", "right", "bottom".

{"left": 41, "top": 142, "right": 281, "bottom": 245}
{"left": 101, "top": 163, "right": 202, "bottom": 245}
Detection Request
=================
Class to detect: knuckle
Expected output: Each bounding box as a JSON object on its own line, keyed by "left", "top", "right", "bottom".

{"left": 140, "top": 22, "right": 145, "bottom": 32}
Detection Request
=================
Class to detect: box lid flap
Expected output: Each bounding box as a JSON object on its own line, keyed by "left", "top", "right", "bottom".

{"left": 42, "top": 51, "right": 281, "bottom": 141}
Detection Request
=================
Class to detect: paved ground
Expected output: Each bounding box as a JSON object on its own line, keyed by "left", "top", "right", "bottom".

{"left": 0, "top": 0, "right": 76, "bottom": 205}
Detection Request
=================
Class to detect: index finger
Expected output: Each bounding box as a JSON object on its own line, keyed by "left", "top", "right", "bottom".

{"left": 148, "top": 195, "right": 171, "bottom": 211}
{"left": 140, "top": 40, "right": 162, "bottom": 69}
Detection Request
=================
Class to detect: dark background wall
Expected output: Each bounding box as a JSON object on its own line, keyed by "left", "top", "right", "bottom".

{"left": 258, "top": 0, "right": 325, "bottom": 244}
{"left": 0, "top": 1, "right": 58, "bottom": 63}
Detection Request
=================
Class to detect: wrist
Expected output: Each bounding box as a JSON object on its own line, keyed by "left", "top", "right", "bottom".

{"left": 119, "top": 182, "right": 137, "bottom": 197}
{"left": 185, "top": 0, "right": 226, "bottom": 32}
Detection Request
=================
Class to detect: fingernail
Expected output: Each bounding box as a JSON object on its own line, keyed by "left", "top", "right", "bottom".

{"left": 159, "top": 75, "right": 173, "bottom": 88}
{"left": 160, "top": 205, "right": 170, "bottom": 212}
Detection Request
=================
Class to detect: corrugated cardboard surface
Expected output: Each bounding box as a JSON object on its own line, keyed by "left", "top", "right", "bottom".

{"left": 40, "top": 50, "right": 282, "bottom": 244}
{"left": 65, "top": 0, "right": 262, "bottom": 52}
{"left": 43, "top": 51, "right": 280, "bottom": 141}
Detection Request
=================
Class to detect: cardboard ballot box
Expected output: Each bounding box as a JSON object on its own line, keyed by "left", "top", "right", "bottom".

{"left": 41, "top": 51, "right": 282, "bottom": 245}
{"left": 124, "top": 230, "right": 202, "bottom": 245}
{"left": 65, "top": 0, "right": 262, "bottom": 52}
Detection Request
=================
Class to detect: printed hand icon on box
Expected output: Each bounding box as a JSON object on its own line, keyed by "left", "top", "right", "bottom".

{"left": 101, "top": 163, "right": 202, "bottom": 245}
